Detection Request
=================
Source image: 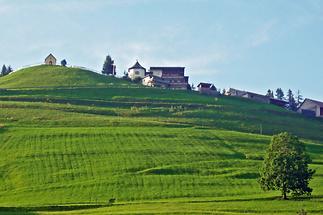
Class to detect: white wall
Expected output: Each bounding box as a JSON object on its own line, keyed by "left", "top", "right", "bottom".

{"left": 128, "top": 68, "right": 145, "bottom": 80}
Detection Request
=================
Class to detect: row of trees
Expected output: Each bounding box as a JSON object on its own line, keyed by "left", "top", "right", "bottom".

{"left": 266, "top": 88, "right": 303, "bottom": 111}
{"left": 1, "top": 65, "right": 13, "bottom": 77}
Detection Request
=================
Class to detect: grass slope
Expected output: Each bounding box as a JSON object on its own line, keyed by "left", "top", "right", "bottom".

{"left": 0, "top": 65, "right": 132, "bottom": 88}
{"left": 0, "top": 66, "right": 322, "bottom": 214}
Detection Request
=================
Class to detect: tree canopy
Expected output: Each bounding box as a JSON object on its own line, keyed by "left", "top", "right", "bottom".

{"left": 61, "top": 59, "right": 67, "bottom": 67}
{"left": 259, "top": 132, "right": 315, "bottom": 199}
{"left": 287, "top": 89, "right": 297, "bottom": 111}
{"left": 102, "top": 55, "right": 116, "bottom": 76}
{"left": 1, "top": 64, "right": 13, "bottom": 77}
{"left": 275, "top": 88, "right": 285, "bottom": 100}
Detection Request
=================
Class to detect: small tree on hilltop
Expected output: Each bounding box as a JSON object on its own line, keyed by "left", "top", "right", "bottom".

{"left": 1, "top": 65, "right": 7, "bottom": 76}
{"left": 7, "top": 66, "right": 13, "bottom": 74}
{"left": 295, "top": 90, "right": 303, "bottom": 107}
{"left": 102, "top": 55, "right": 116, "bottom": 76}
{"left": 275, "top": 88, "right": 284, "bottom": 100}
{"left": 259, "top": 132, "right": 315, "bottom": 200}
{"left": 266, "top": 89, "right": 274, "bottom": 98}
{"left": 61, "top": 59, "right": 67, "bottom": 67}
{"left": 287, "top": 89, "right": 297, "bottom": 111}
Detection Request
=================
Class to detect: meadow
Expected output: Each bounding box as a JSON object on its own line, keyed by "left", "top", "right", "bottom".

{"left": 0, "top": 65, "right": 322, "bottom": 214}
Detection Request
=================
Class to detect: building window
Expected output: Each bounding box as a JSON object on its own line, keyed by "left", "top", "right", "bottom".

{"left": 135, "top": 71, "right": 139, "bottom": 75}
{"left": 320, "top": 107, "right": 323, "bottom": 116}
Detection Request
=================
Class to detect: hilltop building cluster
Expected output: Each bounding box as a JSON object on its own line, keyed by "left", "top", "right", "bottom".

{"left": 42, "top": 54, "right": 323, "bottom": 119}
{"left": 226, "top": 88, "right": 323, "bottom": 118}
{"left": 127, "top": 61, "right": 190, "bottom": 90}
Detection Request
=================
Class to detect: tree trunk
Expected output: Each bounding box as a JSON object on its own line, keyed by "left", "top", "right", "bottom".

{"left": 283, "top": 191, "right": 287, "bottom": 200}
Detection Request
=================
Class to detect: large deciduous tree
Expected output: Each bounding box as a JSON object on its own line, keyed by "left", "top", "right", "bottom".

{"left": 259, "top": 132, "right": 315, "bottom": 199}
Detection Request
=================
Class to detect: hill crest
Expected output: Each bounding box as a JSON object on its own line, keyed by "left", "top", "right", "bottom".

{"left": 0, "top": 65, "right": 131, "bottom": 88}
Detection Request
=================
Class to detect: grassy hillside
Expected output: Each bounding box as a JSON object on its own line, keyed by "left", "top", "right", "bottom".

{"left": 0, "top": 66, "right": 322, "bottom": 214}
{"left": 0, "top": 65, "right": 133, "bottom": 88}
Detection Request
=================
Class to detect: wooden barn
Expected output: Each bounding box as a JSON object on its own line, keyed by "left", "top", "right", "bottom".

{"left": 197, "top": 82, "right": 218, "bottom": 96}
{"left": 226, "top": 88, "right": 270, "bottom": 103}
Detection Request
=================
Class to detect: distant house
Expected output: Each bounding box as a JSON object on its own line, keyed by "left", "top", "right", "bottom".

{"left": 128, "top": 61, "right": 146, "bottom": 80}
{"left": 44, "top": 54, "right": 57, "bottom": 65}
{"left": 226, "top": 88, "right": 247, "bottom": 97}
{"left": 197, "top": 82, "right": 218, "bottom": 96}
{"left": 148, "top": 67, "right": 189, "bottom": 90}
{"left": 298, "top": 98, "right": 323, "bottom": 118}
{"left": 226, "top": 88, "right": 270, "bottom": 103}
{"left": 241, "top": 92, "right": 270, "bottom": 103}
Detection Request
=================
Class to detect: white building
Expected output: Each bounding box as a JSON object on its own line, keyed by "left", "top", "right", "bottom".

{"left": 298, "top": 98, "right": 323, "bottom": 118}
{"left": 44, "top": 54, "right": 57, "bottom": 65}
{"left": 142, "top": 76, "right": 154, "bottom": 87}
{"left": 128, "top": 61, "right": 146, "bottom": 80}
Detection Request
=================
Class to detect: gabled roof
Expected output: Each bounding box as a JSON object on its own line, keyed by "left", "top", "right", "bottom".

{"left": 299, "top": 98, "right": 323, "bottom": 109}
{"left": 197, "top": 82, "right": 214, "bottom": 88}
{"left": 129, "top": 61, "right": 146, "bottom": 70}
{"left": 45, "top": 53, "right": 56, "bottom": 60}
{"left": 150, "top": 66, "right": 185, "bottom": 69}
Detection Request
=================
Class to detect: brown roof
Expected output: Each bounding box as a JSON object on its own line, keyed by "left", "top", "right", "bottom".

{"left": 300, "top": 98, "right": 323, "bottom": 108}
{"left": 129, "top": 61, "right": 146, "bottom": 70}
{"left": 197, "top": 82, "right": 214, "bottom": 88}
{"left": 45, "top": 53, "right": 56, "bottom": 60}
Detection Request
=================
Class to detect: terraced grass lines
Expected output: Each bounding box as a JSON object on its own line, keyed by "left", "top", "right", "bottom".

{"left": 0, "top": 127, "right": 282, "bottom": 206}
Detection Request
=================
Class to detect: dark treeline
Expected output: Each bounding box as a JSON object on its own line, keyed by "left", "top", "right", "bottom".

{"left": 267, "top": 88, "right": 303, "bottom": 111}
{"left": 1, "top": 64, "right": 13, "bottom": 77}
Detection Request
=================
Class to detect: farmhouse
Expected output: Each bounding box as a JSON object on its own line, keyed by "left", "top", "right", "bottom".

{"left": 128, "top": 61, "right": 146, "bottom": 80}
{"left": 148, "top": 67, "right": 189, "bottom": 90}
{"left": 197, "top": 82, "right": 218, "bottom": 96}
{"left": 298, "top": 98, "right": 323, "bottom": 118}
{"left": 44, "top": 54, "right": 57, "bottom": 65}
{"left": 226, "top": 88, "right": 247, "bottom": 97}
{"left": 226, "top": 88, "right": 270, "bottom": 103}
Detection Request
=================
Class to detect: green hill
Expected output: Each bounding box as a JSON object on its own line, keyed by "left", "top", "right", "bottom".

{"left": 0, "top": 66, "right": 322, "bottom": 214}
{"left": 0, "top": 65, "right": 132, "bottom": 88}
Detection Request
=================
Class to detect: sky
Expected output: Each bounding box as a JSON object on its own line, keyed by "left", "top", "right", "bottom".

{"left": 0, "top": 0, "right": 322, "bottom": 100}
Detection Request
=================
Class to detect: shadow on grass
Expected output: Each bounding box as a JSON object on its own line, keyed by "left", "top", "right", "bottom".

{"left": 0, "top": 204, "right": 109, "bottom": 213}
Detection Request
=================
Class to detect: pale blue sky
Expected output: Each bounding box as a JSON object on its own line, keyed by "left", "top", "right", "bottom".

{"left": 0, "top": 0, "right": 322, "bottom": 100}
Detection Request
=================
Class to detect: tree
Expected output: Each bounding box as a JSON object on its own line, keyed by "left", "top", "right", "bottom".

{"left": 122, "top": 70, "right": 128, "bottom": 79}
{"left": 275, "top": 88, "right": 284, "bottom": 100}
{"left": 7, "top": 66, "right": 13, "bottom": 74}
{"left": 259, "top": 132, "right": 315, "bottom": 199}
{"left": 1, "top": 65, "right": 7, "bottom": 76}
{"left": 266, "top": 89, "right": 274, "bottom": 98}
{"left": 102, "top": 55, "right": 116, "bottom": 76}
{"left": 191, "top": 83, "right": 195, "bottom": 91}
{"left": 61, "top": 59, "right": 67, "bottom": 67}
{"left": 295, "top": 90, "right": 303, "bottom": 107}
{"left": 287, "top": 89, "right": 297, "bottom": 111}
